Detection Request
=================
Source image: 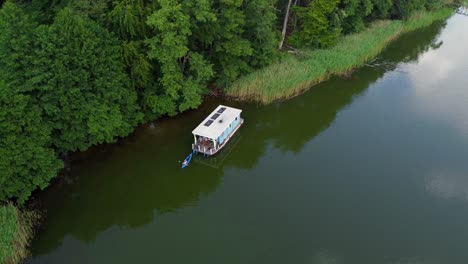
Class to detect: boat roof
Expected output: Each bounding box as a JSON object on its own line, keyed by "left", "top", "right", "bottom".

{"left": 192, "top": 105, "right": 242, "bottom": 139}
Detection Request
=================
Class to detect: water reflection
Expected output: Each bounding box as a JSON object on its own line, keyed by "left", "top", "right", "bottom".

{"left": 31, "top": 115, "right": 224, "bottom": 255}
{"left": 427, "top": 170, "right": 468, "bottom": 201}
{"left": 224, "top": 20, "right": 448, "bottom": 169}
{"left": 309, "top": 249, "right": 341, "bottom": 264}
{"left": 408, "top": 14, "right": 468, "bottom": 138}
{"left": 30, "top": 18, "right": 453, "bottom": 263}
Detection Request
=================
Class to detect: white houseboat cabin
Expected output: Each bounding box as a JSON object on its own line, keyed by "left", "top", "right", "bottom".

{"left": 192, "top": 105, "right": 244, "bottom": 156}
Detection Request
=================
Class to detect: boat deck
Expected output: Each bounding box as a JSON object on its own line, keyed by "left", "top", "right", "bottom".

{"left": 192, "top": 118, "right": 244, "bottom": 156}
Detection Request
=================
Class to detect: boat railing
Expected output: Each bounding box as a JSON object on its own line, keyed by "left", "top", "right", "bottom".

{"left": 192, "top": 143, "right": 216, "bottom": 155}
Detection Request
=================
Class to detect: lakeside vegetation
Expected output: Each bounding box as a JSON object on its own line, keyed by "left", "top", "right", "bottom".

{"left": 227, "top": 8, "right": 453, "bottom": 103}
{"left": 0, "top": 0, "right": 457, "bottom": 262}
{"left": 0, "top": 205, "right": 34, "bottom": 264}
{"left": 0, "top": 0, "right": 455, "bottom": 205}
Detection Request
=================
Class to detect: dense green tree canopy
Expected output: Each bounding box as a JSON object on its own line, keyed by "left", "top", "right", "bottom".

{"left": 31, "top": 8, "right": 143, "bottom": 152}
{"left": 0, "top": 1, "right": 36, "bottom": 89}
{"left": 340, "top": 0, "right": 374, "bottom": 34}
{"left": 146, "top": 0, "right": 197, "bottom": 115}
{"left": 211, "top": 0, "right": 253, "bottom": 85}
{"left": 0, "top": 0, "right": 449, "bottom": 204}
{"left": 0, "top": 81, "right": 63, "bottom": 203}
{"left": 244, "top": 0, "right": 279, "bottom": 68}
{"left": 371, "top": 0, "right": 393, "bottom": 19}
{"left": 290, "top": 0, "right": 342, "bottom": 48}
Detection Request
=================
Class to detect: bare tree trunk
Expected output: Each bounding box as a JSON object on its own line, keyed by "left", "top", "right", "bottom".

{"left": 278, "top": 0, "right": 293, "bottom": 50}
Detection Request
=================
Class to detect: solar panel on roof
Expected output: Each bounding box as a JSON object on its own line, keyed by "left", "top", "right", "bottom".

{"left": 217, "top": 107, "right": 226, "bottom": 114}
{"left": 211, "top": 113, "right": 220, "bottom": 120}
{"left": 204, "top": 120, "right": 213, "bottom": 126}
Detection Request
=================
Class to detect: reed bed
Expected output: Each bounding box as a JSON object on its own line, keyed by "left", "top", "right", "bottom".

{"left": 0, "top": 204, "right": 35, "bottom": 264}
{"left": 227, "top": 8, "right": 453, "bottom": 104}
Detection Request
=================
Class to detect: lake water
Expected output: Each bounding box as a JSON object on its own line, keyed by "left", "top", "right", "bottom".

{"left": 29, "top": 14, "right": 468, "bottom": 264}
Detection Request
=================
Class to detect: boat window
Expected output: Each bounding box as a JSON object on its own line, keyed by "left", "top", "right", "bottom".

{"left": 204, "top": 120, "right": 213, "bottom": 126}
{"left": 217, "top": 107, "right": 227, "bottom": 114}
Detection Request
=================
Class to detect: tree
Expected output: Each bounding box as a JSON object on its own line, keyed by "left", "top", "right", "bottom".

{"left": 108, "top": 0, "right": 152, "bottom": 102}
{"left": 182, "top": 0, "right": 217, "bottom": 49}
{"left": 0, "top": 1, "right": 37, "bottom": 89}
{"left": 108, "top": 0, "right": 146, "bottom": 39}
{"left": 0, "top": 2, "right": 62, "bottom": 204}
{"left": 9, "top": 0, "right": 67, "bottom": 23}
{"left": 0, "top": 81, "right": 63, "bottom": 204}
{"left": 392, "top": 0, "right": 427, "bottom": 19}
{"left": 370, "top": 0, "right": 393, "bottom": 19}
{"left": 279, "top": 0, "right": 293, "bottom": 50}
{"left": 290, "top": 0, "right": 341, "bottom": 48}
{"left": 340, "top": 0, "right": 374, "bottom": 34}
{"left": 67, "top": 0, "right": 112, "bottom": 23}
{"left": 424, "top": 0, "right": 447, "bottom": 11}
{"left": 211, "top": 0, "right": 253, "bottom": 85}
{"left": 244, "top": 0, "right": 278, "bottom": 68}
{"left": 146, "top": 0, "right": 213, "bottom": 115}
{"left": 30, "top": 8, "right": 142, "bottom": 152}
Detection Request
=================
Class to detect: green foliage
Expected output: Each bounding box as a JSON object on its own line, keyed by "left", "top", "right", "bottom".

{"left": 179, "top": 52, "right": 213, "bottom": 112}
{"left": 392, "top": 0, "right": 428, "bottom": 18}
{"left": 67, "top": 0, "right": 112, "bottom": 23}
{"left": 146, "top": 0, "right": 213, "bottom": 115}
{"left": 424, "top": 0, "right": 448, "bottom": 10}
{"left": 121, "top": 40, "right": 152, "bottom": 88}
{"left": 0, "top": 204, "right": 35, "bottom": 264}
{"left": 0, "top": 0, "right": 452, "bottom": 207}
{"left": 0, "top": 204, "right": 17, "bottom": 263}
{"left": 182, "top": 0, "right": 218, "bottom": 49}
{"left": 146, "top": 0, "right": 190, "bottom": 115}
{"left": 371, "top": 0, "right": 393, "bottom": 19}
{"left": 340, "top": 0, "right": 374, "bottom": 33}
{"left": 211, "top": 0, "right": 253, "bottom": 85}
{"left": 286, "top": 0, "right": 443, "bottom": 48}
{"left": 30, "top": 8, "right": 142, "bottom": 152}
{"left": 244, "top": 0, "right": 279, "bottom": 68}
{"left": 0, "top": 3, "right": 63, "bottom": 204}
{"left": 402, "top": 7, "right": 453, "bottom": 31}
{"left": 290, "top": 0, "right": 341, "bottom": 48}
{"left": 228, "top": 8, "right": 452, "bottom": 103}
{"left": 0, "top": 82, "right": 63, "bottom": 203}
{"left": 0, "top": 1, "right": 37, "bottom": 89}
{"left": 108, "top": 0, "right": 152, "bottom": 117}
{"left": 108, "top": 0, "right": 146, "bottom": 39}
{"left": 9, "top": 0, "right": 64, "bottom": 23}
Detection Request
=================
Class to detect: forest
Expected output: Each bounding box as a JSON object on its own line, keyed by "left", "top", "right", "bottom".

{"left": 0, "top": 0, "right": 457, "bottom": 262}
{"left": 0, "top": 0, "right": 453, "bottom": 205}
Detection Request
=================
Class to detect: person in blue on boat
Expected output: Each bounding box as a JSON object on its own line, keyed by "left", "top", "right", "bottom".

{"left": 180, "top": 153, "right": 192, "bottom": 169}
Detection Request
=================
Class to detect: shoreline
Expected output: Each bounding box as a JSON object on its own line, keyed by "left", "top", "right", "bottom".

{"left": 0, "top": 204, "right": 34, "bottom": 264}
{"left": 0, "top": 8, "right": 453, "bottom": 264}
{"left": 226, "top": 8, "right": 454, "bottom": 104}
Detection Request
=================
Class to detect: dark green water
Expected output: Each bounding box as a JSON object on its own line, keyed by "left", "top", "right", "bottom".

{"left": 29, "top": 14, "right": 468, "bottom": 264}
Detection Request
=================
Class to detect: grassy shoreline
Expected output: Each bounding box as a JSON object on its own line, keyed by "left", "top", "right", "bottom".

{"left": 227, "top": 8, "right": 453, "bottom": 104}
{"left": 0, "top": 204, "right": 34, "bottom": 264}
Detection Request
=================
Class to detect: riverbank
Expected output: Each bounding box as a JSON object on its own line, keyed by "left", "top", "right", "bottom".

{"left": 226, "top": 8, "right": 453, "bottom": 104}
{"left": 25, "top": 13, "right": 468, "bottom": 262}
{"left": 0, "top": 205, "right": 34, "bottom": 264}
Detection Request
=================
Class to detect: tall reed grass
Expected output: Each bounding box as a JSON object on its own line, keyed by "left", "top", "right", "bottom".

{"left": 0, "top": 204, "right": 35, "bottom": 264}
{"left": 227, "top": 8, "right": 453, "bottom": 104}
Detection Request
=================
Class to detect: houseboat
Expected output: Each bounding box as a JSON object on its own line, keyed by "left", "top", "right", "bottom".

{"left": 192, "top": 105, "right": 244, "bottom": 156}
